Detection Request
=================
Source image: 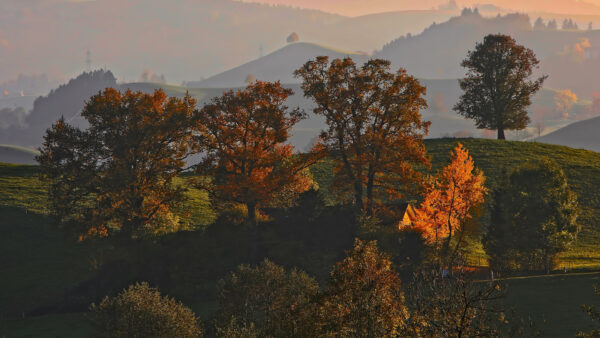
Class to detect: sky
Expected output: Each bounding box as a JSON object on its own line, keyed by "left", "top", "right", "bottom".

{"left": 240, "top": 0, "right": 600, "bottom": 17}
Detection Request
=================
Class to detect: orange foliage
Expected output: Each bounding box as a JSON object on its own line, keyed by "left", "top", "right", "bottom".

{"left": 194, "top": 81, "right": 323, "bottom": 223}
{"left": 413, "top": 143, "right": 486, "bottom": 245}
{"left": 295, "top": 57, "right": 430, "bottom": 214}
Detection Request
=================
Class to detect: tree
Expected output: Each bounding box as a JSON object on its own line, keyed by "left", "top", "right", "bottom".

{"left": 193, "top": 81, "right": 321, "bottom": 225}
{"left": 413, "top": 143, "right": 486, "bottom": 268}
{"left": 295, "top": 57, "right": 430, "bottom": 215}
{"left": 37, "top": 89, "right": 195, "bottom": 239}
{"left": 547, "top": 19, "right": 558, "bottom": 30}
{"left": 245, "top": 74, "right": 256, "bottom": 84}
{"left": 286, "top": 32, "right": 299, "bottom": 43}
{"left": 533, "top": 17, "right": 546, "bottom": 30}
{"left": 554, "top": 89, "right": 577, "bottom": 119}
{"left": 562, "top": 18, "right": 579, "bottom": 30}
{"left": 317, "top": 239, "right": 409, "bottom": 336}
{"left": 217, "top": 259, "right": 319, "bottom": 337}
{"left": 405, "top": 270, "right": 506, "bottom": 337}
{"left": 89, "top": 282, "right": 202, "bottom": 337}
{"left": 484, "top": 160, "right": 579, "bottom": 272}
{"left": 454, "top": 34, "right": 547, "bottom": 140}
{"left": 534, "top": 120, "right": 545, "bottom": 138}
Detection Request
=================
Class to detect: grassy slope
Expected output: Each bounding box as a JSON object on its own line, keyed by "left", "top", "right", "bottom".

{"left": 503, "top": 272, "right": 600, "bottom": 337}
{"left": 423, "top": 138, "right": 600, "bottom": 269}
{"left": 2, "top": 138, "right": 600, "bottom": 335}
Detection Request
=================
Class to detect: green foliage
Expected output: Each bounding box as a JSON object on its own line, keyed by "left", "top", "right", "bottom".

{"left": 421, "top": 138, "right": 600, "bottom": 269}
{"left": 37, "top": 89, "right": 197, "bottom": 239}
{"left": 455, "top": 34, "right": 546, "bottom": 139}
{"left": 216, "top": 259, "right": 319, "bottom": 337}
{"left": 484, "top": 160, "right": 579, "bottom": 272}
{"left": 89, "top": 282, "right": 202, "bottom": 337}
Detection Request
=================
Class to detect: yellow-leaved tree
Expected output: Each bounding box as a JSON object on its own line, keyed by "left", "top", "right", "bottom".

{"left": 413, "top": 143, "right": 486, "bottom": 268}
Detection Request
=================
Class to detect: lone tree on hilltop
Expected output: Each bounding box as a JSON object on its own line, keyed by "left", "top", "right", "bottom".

{"left": 37, "top": 89, "right": 196, "bottom": 240}
{"left": 193, "top": 81, "right": 322, "bottom": 225}
{"left": 295, "top": 57, "right": 430, "bottom": 216}
{"left": 454, "top": 34, "right": 547, "bottom": 140}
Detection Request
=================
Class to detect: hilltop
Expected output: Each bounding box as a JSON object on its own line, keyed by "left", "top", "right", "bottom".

{"left": 190, "top": 42, "right": 369, "bottom": 88}
{"left": 537, "top": 116, "right": 600, "bottom": 152}
{"left": 376, "top": 10, "right": 600, "bottom": 98}
{"left": 0, "top": 74, "right": 584, "bottom": 158}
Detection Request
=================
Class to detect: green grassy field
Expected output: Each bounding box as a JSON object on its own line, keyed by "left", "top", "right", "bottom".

{"left": 2, "top": 138, "right": 600, "bottom": 335}
{"left": 423, "top": 138, "right": 600, "bottom": 269}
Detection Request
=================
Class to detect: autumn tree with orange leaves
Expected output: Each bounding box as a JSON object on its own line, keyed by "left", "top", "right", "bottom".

{"left": 193, "top": 81, "right": 322, "bottom": 225}
{"left": 38, "top": 89, "right": 196, "bottom": 239}
{"left": 295, "top": 57, "right": 430, "bottom": 216}
{"left": 413, "top": 143, "right": 486, "bottom": 268}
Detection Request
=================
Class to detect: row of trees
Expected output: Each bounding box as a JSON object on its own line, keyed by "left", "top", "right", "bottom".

{"left": 39, "top": 57, "right": 435, "bottom": 237}
{"left": 39, "top": 34, "right": 546, "bottom": 238}
{"left": 90, "top": 239, "right": 515, "bottom": 337}
{"left": 38, "top": 34, "right": 576, "bottom": 273}
{"left": 533, "top": 17, "right": 588, "bottom": 31}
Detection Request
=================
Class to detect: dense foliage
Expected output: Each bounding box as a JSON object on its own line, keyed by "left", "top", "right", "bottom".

{"left": 37, "top": 89, "right": 196, "bottom": 239}
{"left": 318, "top": 239, "right": 409, "bottom": 336}
{"left": 89, "top": 282, "right": 202, "bottom": 337}
{"left": 484, "top": 160, "right": 579, "bottom": 272}
{"left": 454, "top": 34, "right": 546, "bottom": 139}
{"left": 413, "top": 143, "right": 486, "bottom": 268}
{"left": 194, "top": 81, "right": 321, "bottom": 224}
{"left": 295, "top": 57, "right": 430, "bottom": 215}
{"left": 216, "top": 259, "right": 319, "bottom": 336}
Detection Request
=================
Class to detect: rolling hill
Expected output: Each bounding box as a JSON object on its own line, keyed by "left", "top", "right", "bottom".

{"left": 375, "top": 10, "right": 600, "bottom": 98}
{"left": 537, "top": 116, "right": 600, "bottom": 152}
{"left": 190, "top": 42, "right": 369, "bottom": 88}
{"left": 0, "top": 145, "right": 38, "bottom": 165}
{"left": 5, "top": 75, "right": 582, "bottom": 155}
{"left": 2, "top": 138, "right": 600, "bottom": 336}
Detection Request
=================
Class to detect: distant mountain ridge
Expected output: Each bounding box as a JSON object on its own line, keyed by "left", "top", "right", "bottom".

{"left": 190, "top": 42, "right": 369, "bottom": 88}
{"left": 537, "top": 116, "right": 600, "bottom": 152}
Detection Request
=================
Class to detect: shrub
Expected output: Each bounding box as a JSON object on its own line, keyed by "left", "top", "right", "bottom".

{"left": 89, "top": 282, "right": 201, "bottom": 337}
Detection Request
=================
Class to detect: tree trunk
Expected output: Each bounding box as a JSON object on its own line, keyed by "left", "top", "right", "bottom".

{"left": 497, "top": 126, "right": 506, "bottom": 140}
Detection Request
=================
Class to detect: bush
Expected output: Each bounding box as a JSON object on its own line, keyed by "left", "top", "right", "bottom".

{"left": 216, "top": 259, "right": 319, "bottom": 337}
{"left": 484, "top": 160, "right": 579, "bottom": 272}
{"left": 89, "top": 282, "right": 201, "bottom": 337}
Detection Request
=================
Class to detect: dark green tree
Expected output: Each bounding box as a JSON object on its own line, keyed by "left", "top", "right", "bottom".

{"left": 89, "top": 282, "right": 202, "bottom": 337}
{"left": 454, "top": 34, "right": 547, "bottom": 140}
{"left": 483, "top": 160, "right": 579, "bottom": 272}
{"left": 37, "top": 88, "right": 196, "bottom": 239}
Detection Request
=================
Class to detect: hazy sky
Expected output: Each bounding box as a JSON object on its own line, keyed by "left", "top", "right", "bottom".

{"left": 241, "top": 0, "right": 600, "bottom": 17}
